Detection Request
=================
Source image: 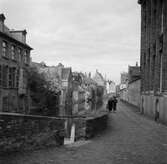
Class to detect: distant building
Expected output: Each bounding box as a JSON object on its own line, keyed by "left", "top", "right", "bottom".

{"left": 60, "top": 67, "right": 73, "bottom": 116}
{"left": 0, "top": 14, "right": 32, "bottom": 113}
{"left": 31, "top": 62, "right": 73, "bottom": 116}
{"left": 72, "top": 72, "right": 84, "bottom": 114}
{"left": 106, "top": 80, "right": 116, "bottom": 95}
{"left": 93, "top": 70, "right": 106, "bottom": 87}
{"left": 120, "top": 72, "right": 128, "bottom": 90}
{"left": 128, "top": 62, "right": 140, "bottom": 83}
{"left": 120, "top": 63, "right": 141, "bottom": 108}
{"left": 93, "top": 70, "right": 106, "bottom": 107}
{"left": 138, "top": 0, "right": 167, "bottom": 123}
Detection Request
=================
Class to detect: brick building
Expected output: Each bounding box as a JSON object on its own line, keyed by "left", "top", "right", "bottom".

{"left": 0, "top": 14, "right": 32, "bottom": 113}
{"left": 138, "top": 0, "right": 167, "bottom": 123}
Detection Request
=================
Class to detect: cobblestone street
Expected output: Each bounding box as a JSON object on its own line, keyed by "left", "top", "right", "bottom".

{"left": 1, "top": 101, "right": 167, "bottom": 164}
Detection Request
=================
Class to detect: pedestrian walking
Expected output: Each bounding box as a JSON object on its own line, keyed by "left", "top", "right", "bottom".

{"left": 107, "top": 97, "right": 114, "bottom": 112}
{"left": 113, "top": 96, "right": 118, "bottom": 112}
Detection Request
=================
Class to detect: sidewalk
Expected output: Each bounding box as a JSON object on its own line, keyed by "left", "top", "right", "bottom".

{"left": 1, "top": 101, "right": 167, "bottom": 164}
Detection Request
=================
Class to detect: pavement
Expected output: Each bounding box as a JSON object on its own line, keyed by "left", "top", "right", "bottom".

{"left": 1, "top": 101, "right": 167, "bottom": 164}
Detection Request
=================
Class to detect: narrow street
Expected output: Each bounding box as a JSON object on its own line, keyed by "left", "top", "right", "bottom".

{"left": 1, "top": 101, "right": 167, "bottom": 164}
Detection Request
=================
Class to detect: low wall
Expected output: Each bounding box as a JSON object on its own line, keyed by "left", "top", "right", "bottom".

{"left": 0, "top": 113, "right": 65, "bottom": 154}
{"left": 73, "top": 112, "right": 108, "bottom": 140}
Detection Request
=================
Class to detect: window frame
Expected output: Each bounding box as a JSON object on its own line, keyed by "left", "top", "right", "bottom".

{"left": 2, "top": 41, "right": 8, "bottom": 58}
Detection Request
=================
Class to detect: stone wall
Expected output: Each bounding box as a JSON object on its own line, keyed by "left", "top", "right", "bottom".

{"left": 0, "top": 113, "right": 65, "bottom": 154}
{"left": 73, "top": 113, "right": 108, "bottom": 140}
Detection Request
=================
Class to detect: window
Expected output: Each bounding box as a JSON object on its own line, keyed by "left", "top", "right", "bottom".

{"left": 0, "top": 65, "right": 2, "bottom": 87}
{"left": 13, "top": 68, "right": 16, "bottom": 88}
{"left": 8, "top": 67, "right": 12, "bottom": 88}
{"left": 16, "top": 69, "right": 19, "bottom": 88}
{"left": 2, "top": 41, "right": 7, "bottom": 57}
{"left": 160, "top": 53, "right": 163, "bottom": 92}
{"left": 8, "top": 67, "right": 16, "bottom": 88}
{"left": 11, "top": 45, "right": 16, "bottom": 60}
{"left": 23, "top": 51, "right": 29, "bottom": 64}
{"left": 2, "top": 65, "right": 8, "bottom": 88}
{"left": 161, "top": 0, "right": 164, "bottom": 34}
{"left": 18, "top": 48, "right": 22, "bottom": 62}
{"left": 2, "top": 96, "right": 9, "bottom": 112}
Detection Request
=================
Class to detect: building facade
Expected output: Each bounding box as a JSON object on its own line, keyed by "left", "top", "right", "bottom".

{"left": 120, "top": 72, "right": 128, "bottom": 90}
{"left": 120, "top": 79, "right": 141, "bottom": 108}
{"left": 128, "top": 62, "right": 140, "bottom": 83}
{"left": 106, "top": 80, "right": 116, "bottom": 95}
{"left": 120, "top": 63, "right": 141, "bottom": 108}
{"left": 138, "top": 0, "right": 167, "bottom": 123}
{"left": 0, "top": 14, "right": 32, "bottom": 113}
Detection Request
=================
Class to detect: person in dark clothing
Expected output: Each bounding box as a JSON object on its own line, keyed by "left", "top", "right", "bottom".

{"left": 113, "top": 96, "right": 118, "bottom": 112}
{"left": 107, "top": 97, "right": 114, "bottom": 112}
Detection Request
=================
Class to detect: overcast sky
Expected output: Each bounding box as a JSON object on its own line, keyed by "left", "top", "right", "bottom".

{"left": 0, "top": 0, "right": 141, "bottom": 84}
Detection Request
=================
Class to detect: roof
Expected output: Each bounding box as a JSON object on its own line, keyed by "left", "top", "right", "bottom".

{"left": 61, "top": 67, "right": 71, "bottom": 80}
{"left": 93, "top": 70, "right": 106, "bottom": 86}
{"left": 0, "top": 30, "right": 32, "bottom": 50}
{"left": 128, "top": 66, "right": 140, "bottom": 77}
{"left": 83, "top": 76, "right": 96, "bottom": 85}
{"left": 0, "top": 13, "right": 32, "bottom": 50}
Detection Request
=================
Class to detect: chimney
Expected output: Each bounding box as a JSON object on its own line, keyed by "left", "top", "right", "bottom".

{"left": 0, "top": 14, "right": 5, "bottom": 32}
{"left": 136, "top": 62, "right": 138, "bottom": 67}
{"left": 88, "top": 72, "right": 91, "bottom": 78}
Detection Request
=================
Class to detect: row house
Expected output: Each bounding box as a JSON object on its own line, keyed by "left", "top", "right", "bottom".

{"left": 0, "top": 14, "right": 32, "bottom": 113}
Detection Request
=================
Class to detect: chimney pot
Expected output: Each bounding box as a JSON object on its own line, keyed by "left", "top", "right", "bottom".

{"left": 0, "top": 14, "right": 6, "bottom": 22}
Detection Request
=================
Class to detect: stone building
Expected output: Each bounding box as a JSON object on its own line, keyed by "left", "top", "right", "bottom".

{"left": 138, "top": 0, "right": 167, "bottom": 123}
{"left": 120, "top": 72, "right": 128, "bottom": 90}
{"left": 72, "top": 72, "right": 85, "bottom": 114}
{"left": 60, "top": 67, "right": 73, "bottom": 116}
{"left": 120, "top": 63, "right": 141, "bottom": 108}
{"left": 93, "top": 70, "right": 106, "bottom": 107}
{"left": 106, "top": 80, "right": 116, "bottom": 95}
{"left": 0, "top": 14, "right": 32, "bottom": 113}
{"left": 128, "top": 62, "right": 140, "bottom": 83}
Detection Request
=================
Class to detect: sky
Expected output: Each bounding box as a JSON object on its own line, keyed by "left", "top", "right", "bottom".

{"left": 0, "top": 0, "right": 141, "bottom": 84}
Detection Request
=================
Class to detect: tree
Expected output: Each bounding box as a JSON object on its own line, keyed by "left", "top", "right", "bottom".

{"left": 27, "top": 67, "right": 60, "bottom": 116}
